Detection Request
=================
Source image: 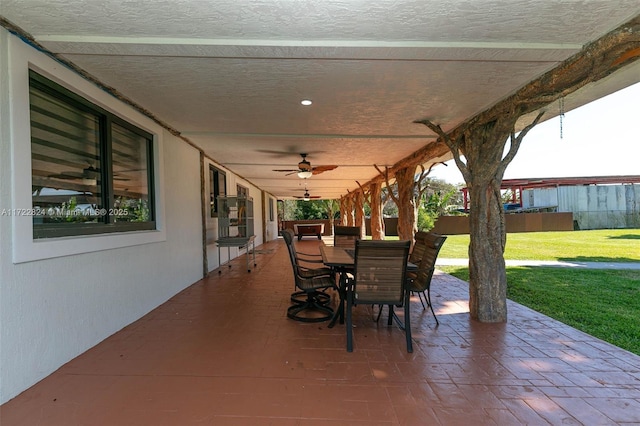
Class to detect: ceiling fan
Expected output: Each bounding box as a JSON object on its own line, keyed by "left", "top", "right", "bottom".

{"left": 48, "top": 164, "right": 130, "bottom": 183}
{"left": 272, "top": 153, "right": 337, "bottom": 178}
{"left": 294, "top": 185, "right": 321, "bottom": 201}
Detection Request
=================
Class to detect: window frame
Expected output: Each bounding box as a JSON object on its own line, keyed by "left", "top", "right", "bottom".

{"left": 269, "top": 197, "right": 274, "bottom": 222}
{"left": 29, "top": 71, "right": 156, "bottom": 239}
{"left": 236, "top": 184, "right": 249, "bottom": 198}
{"left": 209, "top": 165, "right": 227, "bottom": 218}
{"left": 9, "top": 36, "right": 166, "bottom": 264}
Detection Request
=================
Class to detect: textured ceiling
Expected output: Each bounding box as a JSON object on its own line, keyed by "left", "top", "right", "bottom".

{"left": 2, "top": 1, "right": 639, "bottom": 199}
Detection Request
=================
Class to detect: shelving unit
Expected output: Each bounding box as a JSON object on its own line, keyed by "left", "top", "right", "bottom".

{"left": 216, "top": 196, "right": 256, "bottom": 272}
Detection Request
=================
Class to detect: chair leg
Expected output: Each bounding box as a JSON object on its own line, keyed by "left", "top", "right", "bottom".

{"left": 404, "top": 292, "right": 413, "bottom": 353}
{"left": 416, "top": 291, "right": 426, "bottom": 309}
{"left": 346, "top": 280, "right": 354, "bottom": 352}
{"left": 426, "top": 288, "right": 439, "bottom": 325}
{"left": 287, "top": 292, "right": 334, "bottom": 323}
{"left": 375, "top": 304, "right": 383, "bottom": 322}
{"left": 291, "top": 290, "right": 330, "bottom": 306}
{"left": 387, "top": 305, "right": 393, "bottom": 326}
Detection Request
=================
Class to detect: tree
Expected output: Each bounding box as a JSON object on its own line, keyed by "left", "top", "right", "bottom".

{"left": 318, "top": 199, "right": 340, "bottom": 234}
{"left": 294, "top": 200, "right": 327, "bottom": 220}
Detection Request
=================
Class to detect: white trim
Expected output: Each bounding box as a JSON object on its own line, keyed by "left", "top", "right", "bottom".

{"left": 8, "top": 36, "right": 166, "bottom": 263}
{"left": 35, "top": 35, "right": 582, "bottom": 51}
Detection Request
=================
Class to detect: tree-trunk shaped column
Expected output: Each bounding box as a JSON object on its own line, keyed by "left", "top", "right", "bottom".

{"left": 354, "top": 190, "right": 365, "bottom": 239}
{"left": 369, "top": 182, "right": 385, "bottom": 240}
{"left": 339, "top": 197, "right": 347, "bottom": 226}
{"left": 417, "top": 114, "right": 543, "bottom": 322}
{"left": 344, "top": 194, "right": 355, "bottom": 226}
{"left": 394, "top": 166, "right": 417, "bottom": 242}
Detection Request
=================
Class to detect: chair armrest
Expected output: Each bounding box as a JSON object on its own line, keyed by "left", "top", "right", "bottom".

{"left": 297, "top": 251, "right": 322, "bottom": 258}
{"left": 297, "top": 257, "right": 325, "bottom": 264}
{"left": 298, "top": 265, "right": 334, "bottom": 278}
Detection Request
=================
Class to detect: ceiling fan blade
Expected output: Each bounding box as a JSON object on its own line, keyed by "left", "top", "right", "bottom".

{"left": 272, "top": 169, "right": 298, "bottom": 172}
{"left": 311, "top": 165, "right": 338, "bottom": 174}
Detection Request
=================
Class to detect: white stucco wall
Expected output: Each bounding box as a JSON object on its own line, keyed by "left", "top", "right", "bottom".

{"left": 0, "top": 30, "right": 203, "bottom": 403}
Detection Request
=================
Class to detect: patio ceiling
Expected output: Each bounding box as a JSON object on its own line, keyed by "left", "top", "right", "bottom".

{"left": 2, "top": 1, "right": 639, "bottom": 200}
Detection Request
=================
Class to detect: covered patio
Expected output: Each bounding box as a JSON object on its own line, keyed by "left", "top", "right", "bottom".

{"left": 2, "top": 238, "right": 639, "bottom": 425}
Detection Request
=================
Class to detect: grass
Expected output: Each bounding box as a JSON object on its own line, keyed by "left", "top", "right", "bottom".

{"left": 437, "top": 229, "right": 640, "bottom": 262}
{"left": 433, "top": 228, "right": 640, "bottom": 355}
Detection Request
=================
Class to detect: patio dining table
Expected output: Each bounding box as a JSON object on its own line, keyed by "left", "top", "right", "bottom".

{"left": 319, "top": 242, "right": 417, "bottom": 328}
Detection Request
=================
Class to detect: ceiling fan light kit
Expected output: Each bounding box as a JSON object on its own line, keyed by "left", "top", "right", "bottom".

{"left": 272, "top": 153, "right": 338, "bottom": 179}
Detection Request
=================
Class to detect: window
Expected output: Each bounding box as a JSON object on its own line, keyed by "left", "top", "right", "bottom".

{"left": 269, "top": 198, "right": 274, "bottom": 221}
{"left": 237, "top": 184, "right": 248, "bottom": 198}
{"left": 29, "top": 71, "right": 155, "bottom": 238}
{"left": 209, "top": 165, "right": 226, "bottom": 217}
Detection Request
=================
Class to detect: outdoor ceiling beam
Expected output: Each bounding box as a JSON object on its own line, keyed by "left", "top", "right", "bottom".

{"left": 356, "top": 14, "right": 640, "bottom": 194}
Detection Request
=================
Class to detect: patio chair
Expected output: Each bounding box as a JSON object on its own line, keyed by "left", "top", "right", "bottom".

{"left": 282, "top": 229, "right": 333, "bottom": 305}
{"left": 406, "top": 232, "right": 447, "bottom": 324}
{"left": 282, "top": 229, "right": 337, "bottom": 322}
{"left": 409, "top": 231, "right": 430, "bottom": 264}
{"left": 346, "top": 240, "right": 411, "bottom": 352}
{"left": 334, "top": 225, "right": 361, "bottom": 251}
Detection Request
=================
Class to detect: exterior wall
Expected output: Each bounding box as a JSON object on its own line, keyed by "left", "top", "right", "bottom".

{"left": 522, "top": 188, "right": 558, "bottom": 209}
{"left": 432, "top": 212, "right": 574, "bottom": 235}
{"left": 364, "top": 218, "right": 399, "bottom": 236}
{"left": 557, "top": 184, "right": 639, "bottom": 229}
{"left": 1, "top": 30, "right": 204, "bottom": 403}
{"left": 521, "top": 184, "right": 639, "bottom": 229}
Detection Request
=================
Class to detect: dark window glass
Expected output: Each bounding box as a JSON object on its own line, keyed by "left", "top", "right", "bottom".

{"left": 29, "top": 71, "right": 155, "bottom": 238}
{"left": 269, "top": 198, "right": 274, "bottom": 221}
{"left": 111, "top": 122, "right": 152, "bottom": 222}
{"left": 237, "top": 184, "right": 248, "bottom": 197}
{"left": 209, "top": 165, "right": 226, "bottom": 217}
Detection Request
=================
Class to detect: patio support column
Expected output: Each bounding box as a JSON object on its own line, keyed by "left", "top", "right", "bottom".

{"left": 417, "top": 114, "right": 543, "bottom": 323}
{"left": 344, "top": 194, "right": 355, "bottom": 226}
{"left": 339, "top": 196, "right": 348, "bottom": 225}
{"left": 369, "top": 182, "right": 385, "bottom": 240}
{"left": 354, "top": 190, "right": 365, "bottom": 238}
{"left": 394, "top": 166, "right": 417, "bottom": 242}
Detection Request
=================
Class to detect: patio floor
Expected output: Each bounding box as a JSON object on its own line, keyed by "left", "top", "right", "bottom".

{"left": 2, "top": 237, "right": 640, "bottom": 425}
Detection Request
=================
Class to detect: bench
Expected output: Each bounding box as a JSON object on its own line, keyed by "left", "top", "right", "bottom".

{"left": 293, "top": 223, "right": 324, "bottom": 241}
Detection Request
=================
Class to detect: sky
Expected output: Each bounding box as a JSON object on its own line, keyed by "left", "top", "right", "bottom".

{"left": 428, "top": 82, "right": 640, "bottom": 185}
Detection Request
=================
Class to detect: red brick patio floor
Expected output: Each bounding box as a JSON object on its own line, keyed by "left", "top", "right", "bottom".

{"left": 2, "top": 238, "right": 639, "bottom": 425}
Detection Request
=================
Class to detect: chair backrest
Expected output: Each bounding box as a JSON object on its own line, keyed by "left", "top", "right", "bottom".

{"left": 282, "top": 227, "right": 334, "bottom": 293}
{"left": 353, "top": 240, "right": 410, "bottom": 305}
{"left": 334, "top": 225, "right": 361, "bottom": 249}
{"left": 282, "top": 228, "right": 299, "bottom": 275}
{"left": 411, "top": 233, "right": 447, "bottom": 292}
{"left": 408, "top": 231, "right": 430, "bottom": 264}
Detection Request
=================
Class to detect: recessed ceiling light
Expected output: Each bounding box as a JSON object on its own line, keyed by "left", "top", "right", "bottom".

{"left": 301, "top": 99, "right": 312, "bottom": 106}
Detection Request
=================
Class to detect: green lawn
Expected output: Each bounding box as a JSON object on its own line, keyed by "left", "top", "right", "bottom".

{"left": 434, "top": 229, "right": 640, "bottom": 355}
{"left": 437, "top": 229, "right": 640, "bottom": 262}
